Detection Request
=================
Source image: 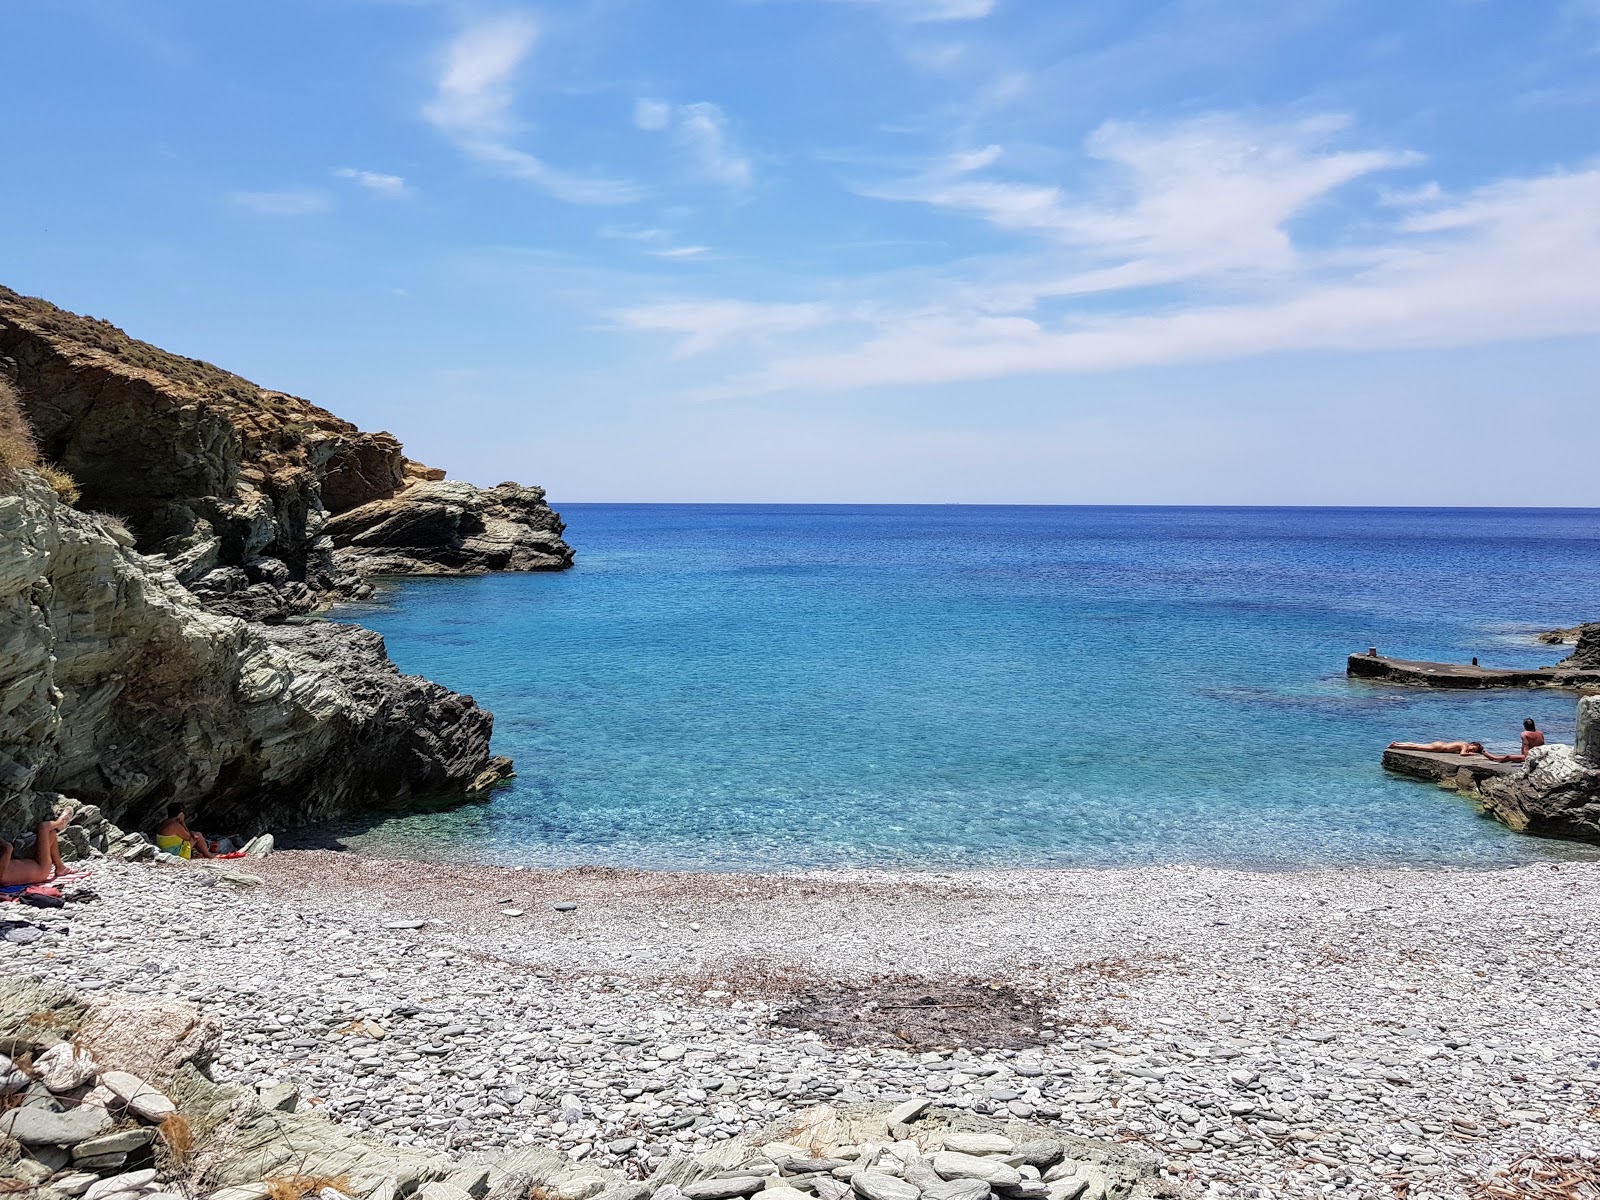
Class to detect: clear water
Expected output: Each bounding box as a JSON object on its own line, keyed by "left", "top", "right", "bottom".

{"left": 323, "top": 505, "right": 1600, "bottom": 871}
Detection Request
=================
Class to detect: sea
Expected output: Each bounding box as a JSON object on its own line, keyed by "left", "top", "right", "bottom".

{"left": 322, "top": 504, "right": 1600, "bottom": 872}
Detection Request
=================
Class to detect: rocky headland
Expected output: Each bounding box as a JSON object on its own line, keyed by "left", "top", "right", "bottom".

{"left": 0, "top": 285, "right": 561, "bottom": 836}
{"left": 0, "top": 285, "right": 572, "bottom": 624}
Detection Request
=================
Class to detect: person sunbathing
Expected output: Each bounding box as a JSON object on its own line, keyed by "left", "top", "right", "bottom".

{"left": 1482, "top": 719, "right": 1546, "bottom": 763}
{"left": 0, "top": 812, "right": 71, "bottom": 885}
{"left": 1387, "top": 739, "right": 1486, "bottom": 756}
{"left": 155, "top": 803, "right": 215, "bottom": 859}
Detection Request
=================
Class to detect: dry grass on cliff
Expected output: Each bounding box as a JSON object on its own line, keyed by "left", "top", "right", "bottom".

{"left": 0, "top": 376, "right": 37, "bottom": 483}
{"left": 0, "top": 375, "right": 81, "bottom": 504}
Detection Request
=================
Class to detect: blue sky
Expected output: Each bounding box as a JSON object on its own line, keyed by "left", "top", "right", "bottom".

{"left": 5, "top": 0, "right": 1600, "bottom": 504}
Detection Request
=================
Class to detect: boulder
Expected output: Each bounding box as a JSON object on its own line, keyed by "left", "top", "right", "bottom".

{"left": 35, "top": 1042, "right": 99, "bottom": 1091}
{"left": 1478, "top": 696, "right": 1600, "bottom": 843}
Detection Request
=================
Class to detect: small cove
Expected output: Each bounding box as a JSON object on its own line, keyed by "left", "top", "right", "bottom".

{"left": 323, "top": 504, "right": 1600, "bottom": 871}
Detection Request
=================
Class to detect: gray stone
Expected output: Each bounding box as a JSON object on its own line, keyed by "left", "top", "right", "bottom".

{"left": 258, "top": 1080, "right": 299, "bottom": 1112}
{"left": 931, "top": 1155, "right": 1021, "bottom": 1189}
{"left": 923, "top": 1183, "right": 991, "bottom": 1200}
{"left": 72, "top": 1127, "right": 156, "bottom": 1159}
{"left": 85, "top": 1172, "right": 159, "bottom": 1200}
{"left": 0, "top": 1102, "right": 112, "bottom": 1145}
{"left": 851, "top": 1172, "right": 920, "bottom": 1200}
{"left": 940, "top": 1135, "right": 1015, "bottom": 1157}
{"left": 683, "top": 1179, "right": 769, "bottom": 1200}
{"left": 100, "top": 1069, "right": 177, "bottom": 1121}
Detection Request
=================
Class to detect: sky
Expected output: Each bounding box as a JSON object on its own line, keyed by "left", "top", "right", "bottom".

{"left": 4, "top": 0, "right": 1600, "bottom": 505}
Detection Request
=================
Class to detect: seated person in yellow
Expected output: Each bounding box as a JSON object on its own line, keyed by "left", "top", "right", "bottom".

{"left": 155, "top": 803, "right": 214, "bottom": 859}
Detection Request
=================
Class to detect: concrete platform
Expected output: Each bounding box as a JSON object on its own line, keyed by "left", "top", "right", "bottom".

{"left": 1381, "top": 747, "right": 1523, "bottom": 786}
{"left": 1348, "top": 652, "right": 1600, "bottom": 690}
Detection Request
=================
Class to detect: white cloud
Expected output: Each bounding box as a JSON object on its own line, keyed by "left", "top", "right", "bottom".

{"left": 615, "top": 299, "right": 831, "bottom": 355}
{"left": 231, "top": 188, "right": 331, "bottom": 216}
{"left": 334, "top": 167, "right": 408, "bottom": 195}
{"left": 867, "top": 114, "right": 1416, "bottom": 296}
{"left": 423, "top": 15, "right": 639, "bottom": 205}
{"left": 633, "top": 98, "right": 672, "bottom": 131}
{"left": 815, "top": 0, "right": 996, "bottom": 21}
{"left": 647, "top": 245, "right": 713, "bottom": 259}
{"left": 696, "top": 162, "right": 1600, "bottom": 397}
{"left": 636, "top": 100, "right": 755, "bottom": 191}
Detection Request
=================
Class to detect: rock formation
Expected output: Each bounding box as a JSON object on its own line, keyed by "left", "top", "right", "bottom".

{"left": 1476, "top": 696, "right": 1600, "bottom": 843}
{"left": 0, "top": 285, "right": 572, "bottom": 621}
{"left": 1560, "top": 622, "right": 1600, "bottom": 670}
{"left": 0, "top": 473, "right": 511, "bottom": 837}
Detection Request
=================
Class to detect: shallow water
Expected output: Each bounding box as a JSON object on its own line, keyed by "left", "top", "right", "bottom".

{"left": 325, "top": 504, "right": 1600, "bottom": 871}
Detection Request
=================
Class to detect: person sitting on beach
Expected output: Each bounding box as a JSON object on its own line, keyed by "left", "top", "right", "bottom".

{"left": 1387, "top": 739, "right": 1486, "bottom": 756}
{"left": 1482, "top": 719, "right": 1546, "bottom": 763}
{"left": 0, "top": 812, "right": 71, "bottom": 885}
{"left": 155, "top": 803, "right": 215, "bottom": 859}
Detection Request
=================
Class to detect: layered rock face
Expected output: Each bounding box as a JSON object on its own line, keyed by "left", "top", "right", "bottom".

{"left": 1562, "top": 623, "right": 1600, "bottom": 670}
{"left": 0, "top": 473, "right": 507, "bottom": 837}
{"left": 1477, "top": 696, "right": 1600, "bottom": 843}
{"left": 0, "top": 285, "right": 572, "bottom": 620}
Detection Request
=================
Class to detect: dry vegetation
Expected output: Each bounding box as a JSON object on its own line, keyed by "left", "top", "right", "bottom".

{"left": 262, "top": 1173, "right": 353, "bottom": 1200}
{"left": 0, "top": 373, "right": 80, "bottom": 503}
{"left": 0, "top": 283, "right": 313, "bottom": 418}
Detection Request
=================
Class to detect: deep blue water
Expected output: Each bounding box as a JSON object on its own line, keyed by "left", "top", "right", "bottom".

{"left": 327, "top": 505, "right": 1600, "bottom": 871}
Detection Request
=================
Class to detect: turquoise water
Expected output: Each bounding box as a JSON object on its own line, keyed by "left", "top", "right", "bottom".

{"left": 327, "top": 505, "right": 1600, "bottom": 871}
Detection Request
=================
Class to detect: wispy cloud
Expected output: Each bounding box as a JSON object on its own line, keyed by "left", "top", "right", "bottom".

{"left": 230, "top": 188, "right": 331, "bottom": 216}
{"left": 424, "top": 15, "right": 639, "bottom": 205}
{"left": 636, "top": 99, "right": 754, "bottom": 191}
{"left": 696, "top": 161, "right": 1600, "bottom": 397}
{"left": 334, "top": 167, "right": 409, "bottom": 195}
{"left": 646, "top": 245, "right": 714, "bottom": 259}
{"left": 615, "top": 299, "right": 831, "bottom": 355}
{"left": 810, "top": 0, "right": 996, "bottom": 21}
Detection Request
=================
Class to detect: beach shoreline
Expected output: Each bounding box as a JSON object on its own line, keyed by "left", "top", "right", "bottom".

{"left": 10, "top": 848, "right": 1597, "bottom": 1198}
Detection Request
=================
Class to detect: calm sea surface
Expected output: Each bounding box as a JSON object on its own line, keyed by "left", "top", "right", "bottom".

{"left": 324, "top": 505, "right": 1600, "bottom": 871}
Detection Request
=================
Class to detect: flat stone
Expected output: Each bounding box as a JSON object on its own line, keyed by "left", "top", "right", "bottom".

{"left": 554, "top": 902, "right": 578, "bottom": 913}
{"left": 923, "top": 1183, "right": 991, "bottom": 1200}
{"left": 851, "top": 1172, "right": 920, "bottom": 1200}
{"left": 885, "top": 1098, "right": 930, "bottom": 1129}
{"left": 940, "top": 1135, "right": 1016, "bottom": 1157}
{"left": 683, "top": 1178, "right": 768, "bottom": 1200}
{"left": 1045, "top": 1182, "right": 1087, "bottom": 1200}
{"left": 52, "top": 1173, "right": 100, "bottom": 1198}
{"left": 100, "top": 1069, "right": 177, "bottom": 1121}
{"left": 932, "top": 1154, "right": 1021, "bottom": 1188}
{"left": 383, "top": 920, "right": 426, "bottom": 929}
{"left": 85, "top": 1172, "right": 159, "bottom": 1200}
{"left": 0, "top": 1103, "right": 112, "bottom": 1145}
{"left": 72, "top": 1127, "right": 156, "bottom": 1158}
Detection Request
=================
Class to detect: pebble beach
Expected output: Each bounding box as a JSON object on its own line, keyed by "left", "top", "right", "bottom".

{"left": 7, "top": 851, "right": 1599, "bottom": 1199}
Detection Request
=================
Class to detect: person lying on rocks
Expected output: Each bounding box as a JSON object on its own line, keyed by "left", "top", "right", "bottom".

{"left": 1481, "top": 718, "right": 1546, "bottom": 763}
{"left": 0, "top": 811, "right": 71, "bottom": 884}
{"left": 1387, "top": 739, "right": 1486, "bottom": 756}
{"left": 155, "top": 803, "right": 215, "bottom": 859}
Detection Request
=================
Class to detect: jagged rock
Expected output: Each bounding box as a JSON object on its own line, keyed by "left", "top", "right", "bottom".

{"left": 0, "top": 474, "right": 504, "bottom": 836}
{"left": 326, "top": 480, "right": 573, "bottom": 576}
{"left": 1478, "top": 697, "right": 1600, "bottom": 843}
{"left": 1562, "top": 624, "right": 1600, "bottom": 670}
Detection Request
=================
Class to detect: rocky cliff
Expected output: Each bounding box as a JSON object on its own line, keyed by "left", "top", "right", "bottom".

{"left": 0, "top": 472, "right": 511, "bottom": 838}
{"left": 0, "top": 285, "right": 572, "bottom": 622}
